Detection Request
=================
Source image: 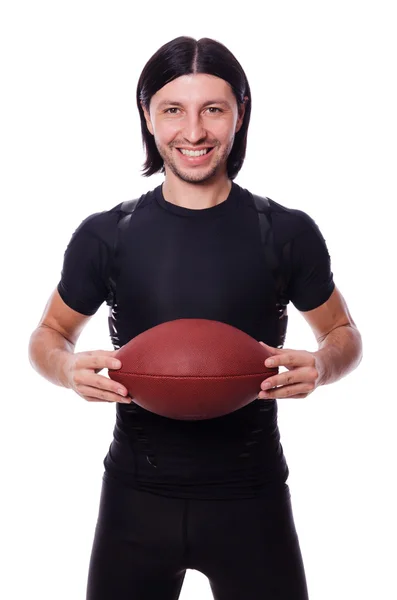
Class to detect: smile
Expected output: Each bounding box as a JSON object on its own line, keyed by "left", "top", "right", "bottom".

{"left": 178, "top": 148, "right": 213, "bottom": 157}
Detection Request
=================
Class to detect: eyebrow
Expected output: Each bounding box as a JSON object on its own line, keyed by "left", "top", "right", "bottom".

{"left": 157, "top": 99, "right": 232, "bottom": 110}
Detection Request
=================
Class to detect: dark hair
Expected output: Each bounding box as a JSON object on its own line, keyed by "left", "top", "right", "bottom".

{"left": 136, "top": 36, "right": 251, "bottom": 180}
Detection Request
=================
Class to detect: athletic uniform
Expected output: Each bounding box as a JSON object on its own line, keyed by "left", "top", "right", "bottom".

{"left": 58, "top": 181, "right": 334, "bottom": 599}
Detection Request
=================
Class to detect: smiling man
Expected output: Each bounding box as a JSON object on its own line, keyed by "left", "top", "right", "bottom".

{"left": 142, "top": 73, "right": 245, "bottom": 198}
{"left": 29, "top": 36, "right": 362, "bottom": 600}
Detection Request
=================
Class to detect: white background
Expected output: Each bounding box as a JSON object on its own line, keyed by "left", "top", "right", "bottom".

{"left": 1, "top": 1, "right": 396, "bottom": 598}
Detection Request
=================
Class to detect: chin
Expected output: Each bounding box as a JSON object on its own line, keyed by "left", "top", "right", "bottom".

{"left": 175, "top": 167, "right": 221, "bottom": 185}
{"left": 166, "top": 157, "right": 224, "bottom": 184}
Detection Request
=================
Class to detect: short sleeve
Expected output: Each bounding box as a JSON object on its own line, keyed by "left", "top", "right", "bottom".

{"left": 57, "top": 213, "right": 112, "bottom": 316}
{"left": 286, "top": 211, "right": 335, "bottom": 311}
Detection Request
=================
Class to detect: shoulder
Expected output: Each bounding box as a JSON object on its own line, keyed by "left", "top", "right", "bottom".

{"left": 266, "top": 198, "right": 325, "bottom": 243}
{"left": 75, "top": 203, "right": 122, "bottom": 234}
{"left": 242, "top": 186, "right": 327, "bottom": 248}
{"left": 264, "top": 198, "right": 332, "bottom": 266}
{"left": 70, "top": 189, "right": 155, "bottom": 246}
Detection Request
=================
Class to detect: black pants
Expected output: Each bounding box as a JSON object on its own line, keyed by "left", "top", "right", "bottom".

{"left": 86, "top": 472, "right": 309, "bottom": 599}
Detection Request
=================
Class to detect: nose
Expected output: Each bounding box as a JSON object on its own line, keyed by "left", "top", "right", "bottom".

{"left": 181, "top": 111, "right": 207, "bottom": 144}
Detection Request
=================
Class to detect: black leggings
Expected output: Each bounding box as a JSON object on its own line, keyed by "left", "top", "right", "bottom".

{"left": 86, "top": 473, "right": 309, "bottom": 600}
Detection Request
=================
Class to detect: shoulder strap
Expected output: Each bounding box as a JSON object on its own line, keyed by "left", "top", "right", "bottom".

{"left": 118, "top": 198, "right": 141, "bottom": 229}
{"left": 107, "top": 198, "right": 141, "bottom": 306}
{"left": 251, "top": 194, "right": 290, "bottom": 307}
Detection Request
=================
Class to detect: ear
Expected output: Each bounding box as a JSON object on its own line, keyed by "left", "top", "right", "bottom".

{"left": 235, "top": 96, "right": 248, "bottom": 134}
{"left": 141, "top": 101, "right": 154, "bottom": 135}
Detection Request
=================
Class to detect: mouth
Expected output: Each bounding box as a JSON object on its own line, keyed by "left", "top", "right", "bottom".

{"left": 177, "top": 147, "right": 214, "bottom": 156}
{"left": 175, "top": 146, "right": 216, "bottom": 164}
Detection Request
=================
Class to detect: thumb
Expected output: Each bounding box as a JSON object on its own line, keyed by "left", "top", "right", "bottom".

{"left": 259, "top": 341, "right": 282, "bottom": 355}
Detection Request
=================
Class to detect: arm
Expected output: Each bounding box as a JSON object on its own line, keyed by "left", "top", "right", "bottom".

{"left": 301, "top": 286, "right": 362, "bottom": 386}
{"left": 28, "top": 288, "right": 93, "bottom": 387}
{"left": 259, "top": 286, "right": 363, "bottom": 399}
{"left": 28, "top": 289, "right": 129, "bottom": 402}
{"left": 29, "top": 207, "right": 131, "bottom": 402}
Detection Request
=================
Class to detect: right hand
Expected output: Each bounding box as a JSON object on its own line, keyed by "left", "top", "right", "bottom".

{"left": 63, "top": 349, "right": 132, "bottom": 404}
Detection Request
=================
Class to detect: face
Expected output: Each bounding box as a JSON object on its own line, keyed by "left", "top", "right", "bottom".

{"left": 142, "top": 73, "right": 247, "bottom": 184}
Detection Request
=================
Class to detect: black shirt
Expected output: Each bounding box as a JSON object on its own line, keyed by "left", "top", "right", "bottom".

{"left": 57, "top": 181, "right": 334, "bottom": 499}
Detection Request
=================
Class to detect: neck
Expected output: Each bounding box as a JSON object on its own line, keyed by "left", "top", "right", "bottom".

{"left": 161, "top": 172, "right": 233, "bottom": 210}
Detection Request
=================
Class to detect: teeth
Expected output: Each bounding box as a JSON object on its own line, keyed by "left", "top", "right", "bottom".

{"left": 180, "top": 148, "right": 210, "bottom": 157}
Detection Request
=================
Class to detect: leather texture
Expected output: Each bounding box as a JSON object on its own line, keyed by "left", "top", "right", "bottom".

{"left": 109, "top": 318, "right": 277, "bottom": 420}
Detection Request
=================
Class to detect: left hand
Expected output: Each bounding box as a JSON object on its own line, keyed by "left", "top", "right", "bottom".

{"left": 258, "top": 341, "right": 323, "bottom": 399}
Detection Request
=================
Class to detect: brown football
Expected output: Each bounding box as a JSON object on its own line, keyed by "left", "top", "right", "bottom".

{"left": 108, "top": 318, "right": 277, "bottom": 420}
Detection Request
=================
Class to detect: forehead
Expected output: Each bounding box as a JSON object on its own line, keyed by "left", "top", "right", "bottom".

{"left": 151, "top": 74, "right": 236, "bottom": 107}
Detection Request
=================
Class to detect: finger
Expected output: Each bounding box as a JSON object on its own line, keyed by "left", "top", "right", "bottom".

{"left": 258, "top": 382, "right": 314, "bottom": 399}
{"left": 259, "top": 341, "right": 283, "bottom": 355}
{"left": 77, "top": 354, "right": 122, "bottom": 372}
{"left": 86, "top": 349, "right": 121, "bottom": 358}
{"left": 258, "top": 391, "right": 310, "bottom": 400}
{"left": 264, "top": 350, "right": 314, "bottom": 369}
{"left": 77, "top": 384, "right": 131, "bottom": 403}
{"left": 73, "top": 370, "right": 128, "bottom": 395}
{"left": 92, "top": 374, "right": 129, "bottom": 398}
{"left": 83, "top": 397, "right": 128, "bottom": 403}
{"left": 83, "top": 396, "right": 114, "bottom": 403}
{"left": 84, "top": 394, "right": 135, "bottom": 404}
{"left": 261, "top": 366, "right": 318, "bottom": 391}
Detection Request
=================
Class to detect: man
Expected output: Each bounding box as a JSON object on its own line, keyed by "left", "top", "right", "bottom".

{"left": 28, "top": 36, "right": 362, "bottom": 600}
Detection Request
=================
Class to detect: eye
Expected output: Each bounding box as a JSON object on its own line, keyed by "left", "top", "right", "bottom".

{"left": 163, "top": 107, "right": 223, "bottom": 115}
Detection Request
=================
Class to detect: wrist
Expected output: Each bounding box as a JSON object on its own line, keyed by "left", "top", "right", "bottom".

{"left": 53, "top": 349, "right": 74, "bottom": 389}
{"left": 313, "top": 349, "right": 329, "bottom": 387}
